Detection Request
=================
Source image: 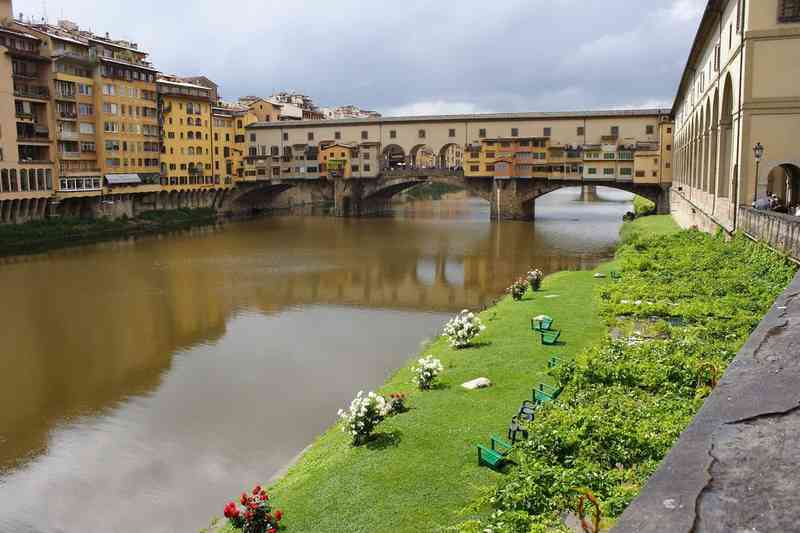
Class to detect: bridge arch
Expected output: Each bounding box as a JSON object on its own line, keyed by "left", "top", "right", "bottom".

{"left": 439, "top": 143, "right": 463, "bottom": 170}
{"left": 409, "top": 144, "right": 436, "bottom": 169}
{"left": 381, "top": 144, "right": 406, "bottom": 170}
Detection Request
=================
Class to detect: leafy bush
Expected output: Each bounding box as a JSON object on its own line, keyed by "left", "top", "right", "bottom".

{"left": 473, "top": 228, "right": 796, "bottom": 531}
{"left": 412, "top": 355, "right": 444, "bottom": 390}
{"left": 223, "top": 485, "right": 284, "bottom": 533}
{"left": 507, "top": 278, "right": 528, "bottom": 301}
{"left": 526, "top": 269, "right": 544, "bottom": 291}
{"left": 386, "top": 392, "right": 408, "bottom": 414}
{"left": 633, "top": 196, "right": 656, "bottom": 217}
{"left": 337, "top": 391, "right": 390, "bottom": 445}
{"left": 443, "top": 310, "right": 486, "bottom": 348}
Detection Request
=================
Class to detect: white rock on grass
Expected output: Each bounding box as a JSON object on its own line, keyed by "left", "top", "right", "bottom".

{"left": 462, "top": 377, "right": 492, "bottom": 390}
{"left": 594, "top": 272, "right": 607, "bottom": 278}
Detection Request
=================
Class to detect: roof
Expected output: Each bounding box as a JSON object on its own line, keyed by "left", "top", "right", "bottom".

{"left": 0, "top": 26, "right": 40, "bottom": 41}
{"left": 99, "top": 56, "right": 158, "bottom": 72}
{"left": 248, "top": 108, "right": 669, "bottom": 129}
{"left": 157, "top": 78, "right": 211, "bottom": 91}
{"left": 671, "top": 0, "right": 720, "bottom": 116}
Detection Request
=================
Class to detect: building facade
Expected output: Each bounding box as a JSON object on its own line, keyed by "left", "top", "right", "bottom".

{"left": 246, "top": 110, "right": 674, "bottom": 188}
{"left": 672, "top": 0, "right": 800, "bottom": 231}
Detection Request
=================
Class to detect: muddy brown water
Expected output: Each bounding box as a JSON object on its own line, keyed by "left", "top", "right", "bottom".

{"left": 0, "top": 187, "right": 632, "bottom": 532}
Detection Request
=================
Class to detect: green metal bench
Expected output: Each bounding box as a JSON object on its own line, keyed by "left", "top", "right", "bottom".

{"left": 531, "top": 315, "right": 554, "bottom": 332}
{"left": 533, "top": 383, "right": 563, "bottom": 405}
{"left": 477, "top": 444, "right": 506, "bottom": 470}
{"left": 491, "top": 434, "right": 513, "bottom": 455}
{"left": 540, "top": 329, "right": 561, "bottom": 345}
{"left": 547, "top": 356, "right": 565, "bottom": 369}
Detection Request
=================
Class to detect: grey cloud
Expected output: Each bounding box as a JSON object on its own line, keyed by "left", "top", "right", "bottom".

{"left": 15, "top": 0, "right": 704, "bottom": 114}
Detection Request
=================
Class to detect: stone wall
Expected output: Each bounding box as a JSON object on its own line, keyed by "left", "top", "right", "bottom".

{"left": 738, "top": 207, "right": 800, "bottom": 262}
{"left": 670, "top": 189, "right": 732, "bottom": 234}
{"left": 613, "top": 270, "right": 800, "bottom": 532}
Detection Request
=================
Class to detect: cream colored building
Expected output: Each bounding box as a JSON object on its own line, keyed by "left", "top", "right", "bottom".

{"left": 672, "top": 0, "right": 800, "bottom": 229}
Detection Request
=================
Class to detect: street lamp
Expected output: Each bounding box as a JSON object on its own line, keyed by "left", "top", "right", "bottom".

{"left": 753, "top": 142, "right": 765, "bottom": 203}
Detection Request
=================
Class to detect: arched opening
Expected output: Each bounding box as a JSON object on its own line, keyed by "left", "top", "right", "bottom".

{"left": 709, "top": 90, "right": 719, "bottom": 196}
{"left": 766, "top": 164, "right": 800, "bottom": 214}
{"left": 381, "top": 144, "right": 406, "bottom": 170}
{"left": 439, "top": 143, "right": 463, "bottom": 170}
{"left": 409, "top": 144, "right": 436, "bottom": 169}
{"left": 717, "top": 75, "right": 734, "bottom": 198}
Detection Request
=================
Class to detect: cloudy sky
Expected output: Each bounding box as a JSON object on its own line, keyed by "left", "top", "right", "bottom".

{"left": 14, "top": 0, "right": 705, "bottom": 115}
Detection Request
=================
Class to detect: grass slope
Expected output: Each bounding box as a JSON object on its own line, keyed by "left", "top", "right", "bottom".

{"left": 219, "top": 272, "right": 609, "bottom": 532}
{"left": 618, "top": 215, "right": 679, "bottom": 244}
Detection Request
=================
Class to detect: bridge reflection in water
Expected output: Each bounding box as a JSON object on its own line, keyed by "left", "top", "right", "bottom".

{"left": 0, "top": 187, "right": 632, "bottom": 533}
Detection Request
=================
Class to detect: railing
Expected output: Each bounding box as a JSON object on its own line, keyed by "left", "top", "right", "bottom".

{"left": 17, "top": 134, "right": 50, "bottom": 143}
{"left": 58, "top": 111, "right": 78, "bottom": 120}
{"left": 58, "top": 151, "right": 81, "bottom": 158}
{"left": 15, "top": 111, "right": 33, "bottom": 120}
{"left": 58, "top": 131, "right": 79, "bottom": 140}
{"left": 738, "top": 207, "right": 800, "bottom": 261}
{"left": 54, "top": 91, "right": 76, "bottom": 100}
{"left": 381, "top": 168, "right": 464, "bottom": 178}
{"left": 14, "top": 86, "right": 50, "bottom": 99}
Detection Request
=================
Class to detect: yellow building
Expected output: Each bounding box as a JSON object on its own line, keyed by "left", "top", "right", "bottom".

{"left": 320, "top": 143, "right": 356, "bottom": 179}
{"left": 0, "top": 21, "right": 55, "bottom": 223}
{"left": 157, "top": 76, "right": 214, "bottom": 189}
{"left": 92, "top": 36, "right": 160, "bottom": 195}
{"left": 212, "top": 102, "right": 258, "bottom": 184}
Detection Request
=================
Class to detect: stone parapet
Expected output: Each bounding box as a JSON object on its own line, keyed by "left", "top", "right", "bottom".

{"left": 738, "top": 207, "right": 800, "bottom": 262}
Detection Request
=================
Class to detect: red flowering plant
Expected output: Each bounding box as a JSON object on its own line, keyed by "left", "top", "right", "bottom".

{"left": 223, "top": 485, "right": 285, "bottom": 533}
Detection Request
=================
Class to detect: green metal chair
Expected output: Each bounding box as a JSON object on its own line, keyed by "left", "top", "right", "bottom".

{"left": 540, "top": 329, "right": 561, "bottom": 345}
{"left": 531, "top": 315, "right": 554, "bottom": 332}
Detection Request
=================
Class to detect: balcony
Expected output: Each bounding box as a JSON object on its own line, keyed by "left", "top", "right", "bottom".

{"left": 58, "top": 111, "right": 78, "bottom": 121}
{"left": 54, "top": 91, "right": 77, "bottom": 101}
{"left": 58, "top": 130, "right": 80, "bottom": 140}
{"left": 14, "top": 85, "right": 50, "bottom": 100}
{"left": 15, "top": 111, "right": 34, "bottom": 121}
{"left": 17, "top": 126, "right": 50, "bottom": 144}
{"left": 58, "top": 151, "right": 81, "bottom": 159}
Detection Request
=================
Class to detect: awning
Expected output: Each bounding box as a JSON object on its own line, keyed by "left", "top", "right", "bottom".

{"left": 105, "top": 173, "right": 141, "bottom": 186}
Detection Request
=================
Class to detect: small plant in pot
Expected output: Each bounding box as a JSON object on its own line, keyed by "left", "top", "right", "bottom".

{"left": 527, "top": 269, "right": 544, "bottom": 291}
{"left": 223, "top": 485, "right": 285, "bottom": 533}
{"left": 386, "top": 392, "right": 407, "bottom": 414}
{"left": 508, "top": 278, "right": 528, "bottom": 301}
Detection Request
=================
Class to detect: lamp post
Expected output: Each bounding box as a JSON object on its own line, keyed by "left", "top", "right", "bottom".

{"left": 753, "top": 142, "right": 764, "bottom": 204}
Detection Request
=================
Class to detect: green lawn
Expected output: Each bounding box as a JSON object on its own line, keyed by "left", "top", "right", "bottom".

{"left": 619, "top": 214, "right": 680, "bottom": 243}
{"left": 217, "top": 271, "right": 610, "bottom": 532}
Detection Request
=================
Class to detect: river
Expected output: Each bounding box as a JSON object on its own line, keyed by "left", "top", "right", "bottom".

{"left": 0, "top": 187, "right": 632, "bottom": 532}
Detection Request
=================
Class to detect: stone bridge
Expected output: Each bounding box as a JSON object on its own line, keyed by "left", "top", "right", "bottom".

{"left": 225, "top": 170, "right": 670, "bottom": 220}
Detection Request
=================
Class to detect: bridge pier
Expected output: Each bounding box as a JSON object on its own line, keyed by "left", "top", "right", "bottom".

{"left": 655, "top": 186, "right": 671, "bottom": 215}
{"left": 490, "top": 179, "right": 536, "bottom": 221}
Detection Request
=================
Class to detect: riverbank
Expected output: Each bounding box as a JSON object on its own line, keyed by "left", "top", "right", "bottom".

{"left": 212, "top": 216, "right": 686, "bottom": 532}
{"left": 0, "top": 208, "right": 218, "bottom": 257}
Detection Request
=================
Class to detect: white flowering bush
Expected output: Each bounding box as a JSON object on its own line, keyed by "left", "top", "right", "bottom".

{"left": 442, "top": 310, "right": 486, "bottom": 348}
{"left": 527, "top": 268, "right": 544, "bottom": 291}
{"left": 412, "top": 355, "right": 444, "bottom": 390}
{"left": 337, "top": 390, "right": 390, "bottom": 446}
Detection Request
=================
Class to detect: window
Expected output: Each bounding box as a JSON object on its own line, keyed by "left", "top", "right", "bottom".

{"left": 389, "top": 130, "right": 396, "bottom": 139}
{"left": 307, "top": 132, "right": 314, "bottom": 141}
{"left": 352, "top": 164, "right": 359, "bottom": 172}
{"left": 364, "top": 164, "right": 371, "bottom": 172}
{"left": 335, "top": 131, "right": 341, "bottom": 140}
{"left": 667, "top": 127, "right": 672, "bottom": 134}
{"left": 646, "top": 125, "right": 655, "bottom": 135}
{"left": 78, "top": 104, "right": 93, "bottom": 116}
{"left": 361, "top": 130, "right": 368, "bottom": 140}
{"left": 418, "top": 129, "right": 426, "bottom": 139}
{"left": 479, "top": 128, "right": 486, "bottom": 138}
{"left": 666, "top": 144, "right": 672, "bottom": 151}
{"left": 779, "top": 0, "right": 800, "bottom": 22}
{"left": 588, "top": 167, "right": 597, "bottom": 175}
{"left": 610, "top": 126, "right": 619, "bottom": 137}
{"left": 486, "top": 152, "right": 496, "bottom": 159}
{"left": 543, "top": 127, "right": 551, "bottom": 137}
{"left": 620, "top": 167, "right": 632, "bottom": 176}
{"left": 283, "top": 133, "right": 290, "bottom": 141}
{"left": 577, "top": 126, "right": 585, "bottom": 136}
{"left": 666, "top": 162, "right": 671, "bottom": 168}
{"left": 79, "top": 122, "right": 95, "bottom": 134}
{"left": 604, "top": 153, "right": 615, "bottom": 160}
{"left": 486, "top": 164, "right": 495, "bottom": 172}
{"left": 250, "top": 133, "right": 256, "bottom": 142}
{"left": 511, "top": 128, "right": 519, "bottom": 137}
{"left": 470, "top": 165, "right": 480, "bottom": 172}
{"left": 603, "top": 168, "right": 614, "bottom": 175}
{"left": 449, "top": 128, "right": 456, "bottom": 138}
{"left": 635, "top": 170, "right": 646, "bottom": 178}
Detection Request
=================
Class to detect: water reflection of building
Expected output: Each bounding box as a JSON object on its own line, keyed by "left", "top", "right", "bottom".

{"left": 0, "top": 197, "right": 625, "bottom": 471}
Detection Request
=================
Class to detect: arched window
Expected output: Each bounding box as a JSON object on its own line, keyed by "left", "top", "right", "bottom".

{"left": 188, "top": 147, "right": 195, "bottom": 155}
{"left": 1, "top": 169, "right": 8, "bottom": 191}
{"left": 9, "top": 169, "right": 17, "bottom": 191}
{"left": 20, "top": 169, "right": 28, "bottom": 191}
{"left": 187, "top": 131, "right": 194, "bottom": 139}
{"left": 37, "top": 169, "right": 45, "bottom": 190}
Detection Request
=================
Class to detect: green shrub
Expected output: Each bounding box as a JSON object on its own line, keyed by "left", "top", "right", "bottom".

{"left": 473, "top": 227, "right": 796, "bottom": 531}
